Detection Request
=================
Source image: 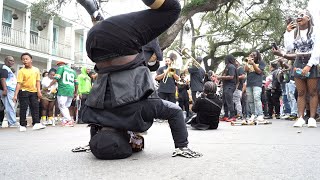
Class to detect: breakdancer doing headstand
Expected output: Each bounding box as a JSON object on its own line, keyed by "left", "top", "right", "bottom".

{"left": 75, "top": 0, "right": 202, "bottom": 159}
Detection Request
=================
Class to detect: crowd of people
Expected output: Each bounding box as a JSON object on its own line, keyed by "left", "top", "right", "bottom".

{"left": 1, "top": 0, "right": 319, "bottom": 160}
{"left": 0, "top": 53, "right": 97, "bottom": 131}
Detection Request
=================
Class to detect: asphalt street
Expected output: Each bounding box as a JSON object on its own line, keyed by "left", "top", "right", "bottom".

{"left": 0, "top": 120, "right": 320, "bottom": 180}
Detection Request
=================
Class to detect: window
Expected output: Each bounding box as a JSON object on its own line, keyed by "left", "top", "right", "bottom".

{"left": 2, "top": 8, "right": 13, "bottom": 37}
{"left": 79, "top": 35, "right": 83, "bottom": 51}
{"left": 78, "top": 35, "right": 84, "bottom": 61}
{"left": 30, "top": 18, "right": 39, "bottom": 44}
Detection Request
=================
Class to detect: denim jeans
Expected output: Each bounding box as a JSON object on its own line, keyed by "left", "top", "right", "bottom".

{"left": 246, "top": 86, "right": 263, "bottom": 116}
{"left": 286, "top": 80, "right": 298, "bottom": 115}
{"left": 0, "top": 90, "right": 17, "bottom": 125}
{"left": 281, "top": 83, "right": 291, "bottom": 114}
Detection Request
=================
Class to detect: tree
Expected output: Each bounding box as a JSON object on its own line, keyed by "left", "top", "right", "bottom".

{"left": 30, "top": 0, "right": 307, "bottom": 72}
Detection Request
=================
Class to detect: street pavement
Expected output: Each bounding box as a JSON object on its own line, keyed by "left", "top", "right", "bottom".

{"left": 0, "top": 119, "right": 320, "bottom": 180}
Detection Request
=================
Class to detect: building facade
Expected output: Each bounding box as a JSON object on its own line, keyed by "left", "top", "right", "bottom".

{"left": 0, "top": 0, "right": 93, "bottom": 74}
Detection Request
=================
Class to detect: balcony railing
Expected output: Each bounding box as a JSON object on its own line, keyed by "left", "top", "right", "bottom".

{"left": 1, "top": 25, "right": 26, "bottom": 48}
{"left": 52, "top": 41, "right": 71, "bottom": 59}
{"left": 30, "top": 34, "right": 50, "bottom": 54}
{"left": 1, "top": 25, "right": 72, "bottom": 59}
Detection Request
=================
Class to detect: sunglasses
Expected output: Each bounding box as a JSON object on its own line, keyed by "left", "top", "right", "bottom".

{"left": 296, "top": 13, "right": 309, "bottom": 19}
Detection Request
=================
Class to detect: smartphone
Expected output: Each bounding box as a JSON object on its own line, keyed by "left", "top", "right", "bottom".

{"left": 271, "top": 42, "right": 278, "bottom": 50}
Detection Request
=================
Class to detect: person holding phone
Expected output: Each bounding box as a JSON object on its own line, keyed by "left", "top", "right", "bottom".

{"left": 273, "top": 10, "right": 318, "bottom": 128}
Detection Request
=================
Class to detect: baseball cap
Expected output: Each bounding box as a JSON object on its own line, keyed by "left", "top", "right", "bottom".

{"left": 89, "top": 129, "right": 132, "bottom": 160}
{"left": 56, "top": 61, "right": 66, "bottom": 66}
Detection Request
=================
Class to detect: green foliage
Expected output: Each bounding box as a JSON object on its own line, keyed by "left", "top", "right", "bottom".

{"left": 29, "top": 0, "right": 71, "bottom": 20}
{"left": 182, "top": 0, "right": 208, "bottom": 15}
{"left": 190, "top": 0, "right": 308, "bottom": 71}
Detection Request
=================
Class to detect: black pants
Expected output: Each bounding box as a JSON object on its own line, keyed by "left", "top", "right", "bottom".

{"left": 78, "top": 94, "right": 88, "bottom": 123}
{"left": 86, "top": 0, "right": 181, "bottom": 62}
{"left": 18, "top": 91, "right": 40, "bottom": 126}
{"left": 0, "top": 110, "right": 4, "bottom": 125}
{"left": 83, "top": 98, "right": 188, "bottom": 148}
{"left": 266, "top": 90, "right": 282, "bottom": 116}
{"left": 158, "top": 92, "right": 176, "bottom": 103}
{"left": 223, "top": 86, "right": 236, "bottom": 118}
{"left": 178, "top": 99, "right": 189, "bottom": 117}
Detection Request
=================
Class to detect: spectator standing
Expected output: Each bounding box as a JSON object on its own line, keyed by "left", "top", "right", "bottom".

{"left": 244, "top": 50, "right": 266, "bottom": 122}
{"left": 13, "top": 53, "right": 45, "bottom": 131}
{"left": 0, "top": 56, "right": 18, "bottom": 127}
{"left": 48, "top": 61, "right": 78, "bottom": 127}
{"left": 155, "top": 54, "right": 180, "bottom": 103}
{"left": 40, "top": 68, "right": 58, "bottom": 125}
{"left": 77, "top": 67, "right": 92, "bottom": 123}
{"left": 186, "top": 57, "right": 205, "bottom": 104}
{"left": 177, "top": 73, "right": 190, "bottom": 119}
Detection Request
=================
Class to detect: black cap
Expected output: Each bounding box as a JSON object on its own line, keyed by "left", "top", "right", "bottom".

{"left": 89, "top": 130, "right": 132, "bottom": 160}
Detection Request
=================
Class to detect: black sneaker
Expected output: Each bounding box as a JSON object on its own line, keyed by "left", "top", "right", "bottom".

{"left": 264, "top": 115, "right": 272, "bottom": 119}
{"left": 172, "top": 147, "right": 202, "bottom": 158}
{"left": 287, "top": 114, "right": 298, "bottom": 121}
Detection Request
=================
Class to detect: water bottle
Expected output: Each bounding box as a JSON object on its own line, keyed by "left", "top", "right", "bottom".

{"left": 296, "top": 68, "right": 310, "bottom": 77}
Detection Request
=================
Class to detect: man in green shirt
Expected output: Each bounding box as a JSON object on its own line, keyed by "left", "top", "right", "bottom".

{"left": 48, "top": 61, "right": 78, "bottom": 127}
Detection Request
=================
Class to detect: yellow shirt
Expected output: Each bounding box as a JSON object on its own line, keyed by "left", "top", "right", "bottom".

{"left": 17, "top": 66, "right": 40, "bottom": 92}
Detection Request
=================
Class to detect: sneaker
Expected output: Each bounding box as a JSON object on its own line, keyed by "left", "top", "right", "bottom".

{"left": 19, "top": 126, "right": 27, "bottom": 132}
{"left": 63, "top": 121, "right": 74, "bottom": 127}
{"left": 264, "top": 115, "right": 272, "bottom": 119}
{"left": 172, "top": 147, "right": 202, "bottom": 158}
{"left": 226, "top": 117, "right": 236, "bottom": 122}
{"left": 9, "top": 122, "right": 20, "bottom": 128}
{"left": 249, "top": 115, "right": 255, "bottom": 121}
{"left": 293, "top": 117, "right": 306, "bottom": 128}
{"left": 219, "top": 117, "right": 228, "bottom": 121}
{"left": 47, "top": 120, "right": 53, "bottom": 125}
{"left": 1, "top": 120, "right": 8, "bottom": 128}
{"left": 256, "top": 115, "right": 264, "bottom": 122}
{"left": 32, "top": 123, "right": 46, "bottom": 130}
{"left": 275, "top": 114, "right": 281, "bottom": 119}
{"left": 287, "top": 114, "right": 298, "bottom": 121}
{"left": 307, "top": 118, "right": 317, "bottom": 128}
{"left": 52, "top": 119, "right": 56, "bottom": 127}
{"left": 281, "top": 114, "right": 290, "bottom": 119}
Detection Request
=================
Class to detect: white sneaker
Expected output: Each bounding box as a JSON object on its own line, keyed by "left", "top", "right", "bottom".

{"left": 32, "top": 123, "right": 46, "bottom": 130}
{"left": 9, "top": 122, "right": 20, "bottom": 128}
{"left": 47, "top": 120, "right": 53, "bottom": 125}
{"left": 52, "top": 120, "right": 56, "bottom": 127}
{"left": 307, "top": 118, "right": 317, "bottom": 128}
{"left": 19, "top": 126, "right": 27, "bottom": 132}
{"left": 256, "top": 115, "right": 264, "bottom": 122}
{"left": 249, "top": 115, "right": 255, "bottom": 121}
{"left": 281, "top": 114, "right": 290, "bottom": 119}
{"left": 293, "top": 117, "right": 306, "bottom": 127}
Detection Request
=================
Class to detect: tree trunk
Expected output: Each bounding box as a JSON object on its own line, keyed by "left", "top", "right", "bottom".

{"left": 159, "top": 0, "right": 231, "bottom": 49}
